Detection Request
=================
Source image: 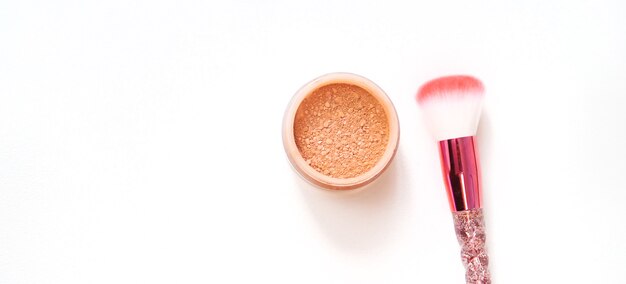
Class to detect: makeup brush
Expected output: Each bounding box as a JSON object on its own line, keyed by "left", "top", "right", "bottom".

{"left": 416, "top": 75, "right": 491, "bottom": 284}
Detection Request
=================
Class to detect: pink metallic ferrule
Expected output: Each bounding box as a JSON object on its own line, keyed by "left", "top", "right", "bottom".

{"left": 438, "top": 136, "right": 482, "bottom": 212}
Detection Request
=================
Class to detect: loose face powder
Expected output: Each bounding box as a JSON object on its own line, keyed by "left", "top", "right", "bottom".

{"left": 293, "top": 83, "right": 389, "bottom": 178}
{"left": 283, "top": 73, "right": 399, "bottom": 190}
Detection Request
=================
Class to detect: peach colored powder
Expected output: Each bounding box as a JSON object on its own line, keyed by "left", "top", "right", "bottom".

{"left": 294, "top": 83, "right": 389, "bottom": 178}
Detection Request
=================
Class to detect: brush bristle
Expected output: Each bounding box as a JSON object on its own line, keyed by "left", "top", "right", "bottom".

{"left": 416, "top": 75, "right": 484, "bottom": 141}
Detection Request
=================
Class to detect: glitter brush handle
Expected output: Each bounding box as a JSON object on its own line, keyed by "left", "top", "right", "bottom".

{"left": 439, "top": 137, "right": 491, "bottom": 283}
{"left": 453, "top": 209, "right": 491, "bottom": 284}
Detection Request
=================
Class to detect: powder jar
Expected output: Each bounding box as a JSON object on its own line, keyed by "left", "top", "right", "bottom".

{"left": 282, "top": 73, "right": 400, "bottom": 190}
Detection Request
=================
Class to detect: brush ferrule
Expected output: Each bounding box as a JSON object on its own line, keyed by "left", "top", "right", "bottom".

{"left": 438, "top": 136, "right": 482, "bottom": 212}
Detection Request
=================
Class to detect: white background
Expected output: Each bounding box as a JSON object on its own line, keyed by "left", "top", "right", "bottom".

{"left": 1, "top": 0, "right": 625, "bottom": 283}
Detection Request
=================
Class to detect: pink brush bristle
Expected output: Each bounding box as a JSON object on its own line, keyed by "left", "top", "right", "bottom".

{"left": 415, "top": 75, "right": 485, "bottom": 141}
{"left": 416, "top": 75, "right": 484, "bottom": 104}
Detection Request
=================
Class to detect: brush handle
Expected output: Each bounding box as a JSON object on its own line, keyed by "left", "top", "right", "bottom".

{"left": 453, "top": 208, "right": 491, "bottom": 284}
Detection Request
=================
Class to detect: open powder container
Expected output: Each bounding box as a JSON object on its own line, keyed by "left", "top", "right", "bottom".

{"left": 283, "top": 73, "right": 399, "bottom": 190}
